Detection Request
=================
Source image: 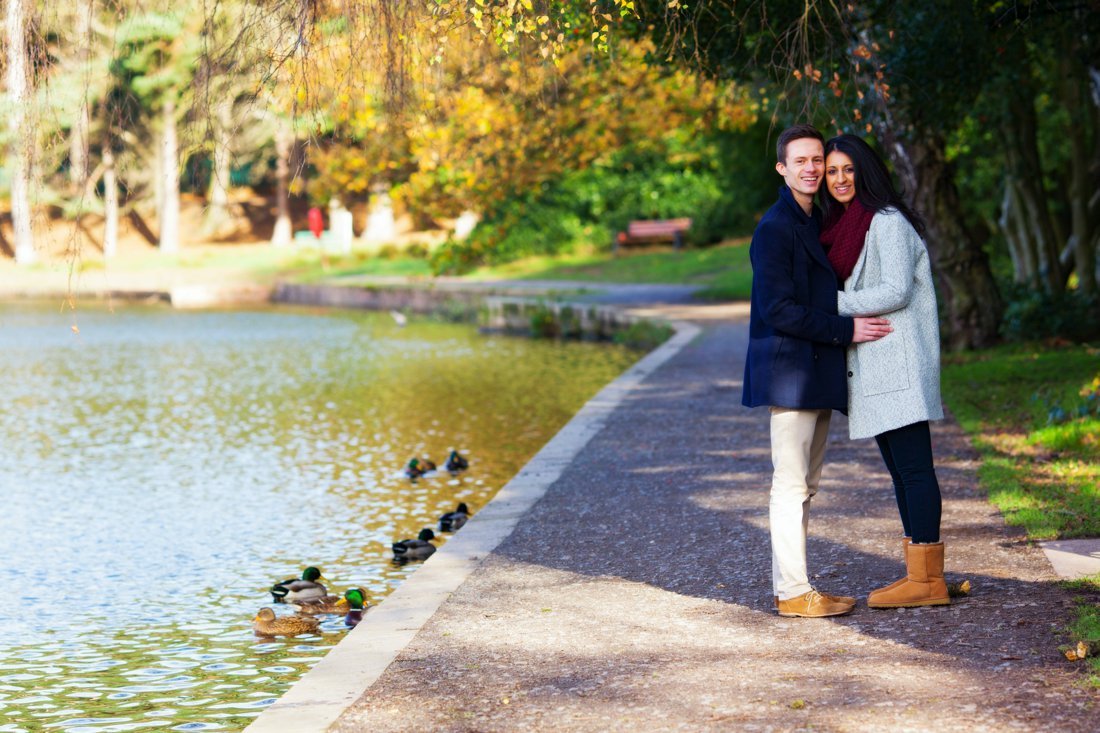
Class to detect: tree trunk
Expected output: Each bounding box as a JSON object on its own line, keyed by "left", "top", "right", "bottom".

{"left": 271, "top": 121, "right": 293, "bottom": 247}
{"left": 883, "top": 130, "right": 1003, "bottom": 350}
{"left": 103, "top": 145, "right": 118, "bottom": 259}
{"left": 6, "top": 0, "right": 36, "bottom": 264}
{"left": 1060, "top": 53, "right": 1099, "bottom": 296}
{"left": 159, "top": 97, "right": 180, "bottom": 254}
{"left": 69, "top": 0, "right": 94, "bottom": 190}
{"left": 999, "top": 181, "right": 1036, "bottom": 285}
{"left": 204, "top": 97, "right": 233, "bottom": 236}
{"left": 1000, "top": 82, "right": 1065, "bottom": 294}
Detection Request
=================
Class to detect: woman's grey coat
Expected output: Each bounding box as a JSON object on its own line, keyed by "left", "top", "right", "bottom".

{"left": 837, "top": 209, "right": 944, "bottom": 440}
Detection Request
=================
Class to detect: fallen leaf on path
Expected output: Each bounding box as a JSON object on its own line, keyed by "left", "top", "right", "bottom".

{"left": 947, "top": 580, "right": 971, "bottom": 597}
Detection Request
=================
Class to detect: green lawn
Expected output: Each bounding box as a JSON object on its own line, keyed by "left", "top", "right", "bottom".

{"left": 68, "top": 238, "right": 754, "bottom": 298}
{"left": 466, "top": 238, "right": 752, "bottom": 299}
{"left": 941, "top": 342, "right": 1100, "bottom": 681}
{"left": 293, "top": 238, "right": 754, "bottom": 299}
{"left": 941, "top": 343, "right": 1100, "bottom": 539}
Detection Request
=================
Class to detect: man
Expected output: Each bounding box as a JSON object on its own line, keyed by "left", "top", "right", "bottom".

{"left": 742, "top": 124, "right": 891, "bottom": 618}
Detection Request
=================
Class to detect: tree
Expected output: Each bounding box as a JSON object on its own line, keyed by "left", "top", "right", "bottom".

{"left": 627, "top": 0, "right": 1098, "bottom": 348}
{"left": 5, "top": 0, "right": 36, "bottom": 264}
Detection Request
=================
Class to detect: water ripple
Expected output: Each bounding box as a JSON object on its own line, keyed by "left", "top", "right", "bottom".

{"left": 0, "top": 302, "right": 638, "bottom": 731}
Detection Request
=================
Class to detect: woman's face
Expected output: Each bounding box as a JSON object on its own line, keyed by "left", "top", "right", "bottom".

{"left": 825, "top": 151, "right": 856, "bottom": 207}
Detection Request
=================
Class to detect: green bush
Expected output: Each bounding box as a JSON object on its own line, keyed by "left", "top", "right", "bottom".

{"left": 612, "top": 320, "right": 674, "bottom": 350}
{"left": 1000, "top": 284, "right": 1100, "bottom": 342}
{"left": 431, "top": 123, "right": 775, "bottom": 274}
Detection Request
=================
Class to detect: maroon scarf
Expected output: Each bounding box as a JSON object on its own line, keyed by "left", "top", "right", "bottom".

{"left": 820, "top": 199, "right": 874, "bottom": 281}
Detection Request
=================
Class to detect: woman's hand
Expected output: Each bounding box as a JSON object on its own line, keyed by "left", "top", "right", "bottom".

{"left": 852, "top": 317, "right": 892, "bottom": 343}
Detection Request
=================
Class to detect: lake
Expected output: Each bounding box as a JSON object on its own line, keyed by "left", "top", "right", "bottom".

{"left": 0, "top": 302, "right": 639, "bottom": 732}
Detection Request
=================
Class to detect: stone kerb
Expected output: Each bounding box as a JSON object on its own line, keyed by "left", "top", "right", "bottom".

{"left": 243, "top": 297, "right": 699, "bottom": 733}
{"left": 483, "top": 295, "right": 646, "bottom": 340}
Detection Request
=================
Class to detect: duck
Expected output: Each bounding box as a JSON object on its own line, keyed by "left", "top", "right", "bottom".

{"left": 392, "top": 528, "right": 437, "bottom": 561}
{"left": 438, "top": 502, "right": 471, "bottom": 532}
{"left": 334, "top": 587, "right": 368, "bottom": 627}
{"left": 405, "top": 458, "right": 437, "bottom": 479}
{"left": 270, "top": 566, "right": 328, "bottom": 604}
{"left": 252, "top": 607, "right": 322, "bottom": 637}
{"left": 445, "top": 450, "right": 469, "bottom": 472}
{"left": 288, "top": 593, "right": 341, "bottom": 615}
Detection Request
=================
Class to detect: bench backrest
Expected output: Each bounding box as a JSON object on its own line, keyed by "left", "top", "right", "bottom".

{"left": 627, "top": 218, "right": 692, "bottom": 237}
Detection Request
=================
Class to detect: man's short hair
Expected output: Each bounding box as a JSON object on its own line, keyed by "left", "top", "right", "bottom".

{"left": 777, "top": 124, "right": 824, "bottom": 165}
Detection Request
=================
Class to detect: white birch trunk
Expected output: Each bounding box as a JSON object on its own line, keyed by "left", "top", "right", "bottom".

{"left": 160, "top": 96, "right": 180, "bottom": 254}
{"left": 204, "top": 98, "right": 233, "bottom": 236}
{"left": 271, "top": 122, "right": 293, "bottom": 246}
{"left": 69, "top": 0, "right": 94, "bottom": 189}
{"left": 103, "top": 146, "right": 118, "bottom": 259}
{"left": 6, "top": 0, "right": 36, "bottom": 264}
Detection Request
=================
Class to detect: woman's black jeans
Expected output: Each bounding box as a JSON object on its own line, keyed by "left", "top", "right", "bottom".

{"left": 874, "top": 420, "right": 942, "bottom": 543}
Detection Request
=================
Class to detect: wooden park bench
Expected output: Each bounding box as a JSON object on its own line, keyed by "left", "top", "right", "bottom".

{"left": 614, "top": 217, "right": 692, "bottom": 254}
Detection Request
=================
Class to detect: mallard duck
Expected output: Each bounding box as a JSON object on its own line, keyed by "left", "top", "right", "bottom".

{"left": 405, "top": 458, "right": 438, "bottom": 479}
{"left": 438, "top": 502, "right": 470, "bottom": 532}
{"left": 252, "top": 607, "right": 322, "bottom": 637}
{"left": 334, "top": 588, "right": 368, "bottom": 627}
{"left": 445, "top": 450, "right": 469, "bottom": 472}
{"left": 270, "top": 566, "right": 328, "bottom": 603}
{"left": 289, "top": 593, "right": 340, "bottom": 615}
{"left": 392, "top": 528, "right": 436, "bottom": 561}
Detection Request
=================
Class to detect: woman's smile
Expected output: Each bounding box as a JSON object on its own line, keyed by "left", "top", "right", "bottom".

{"left": 825, "top": 150, "right": 856, "bottom": 206}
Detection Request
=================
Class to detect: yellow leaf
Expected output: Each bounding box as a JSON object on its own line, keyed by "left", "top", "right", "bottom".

{"left": 1077, "top": 641, "right": 1089, "bottom": 659}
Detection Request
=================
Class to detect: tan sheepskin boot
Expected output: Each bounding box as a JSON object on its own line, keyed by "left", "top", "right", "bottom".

{"left": 867, "top": 541, "right": 949, "bottom": 609}
{"left": 867, "top": 537, "right": 911, "bottom": 605}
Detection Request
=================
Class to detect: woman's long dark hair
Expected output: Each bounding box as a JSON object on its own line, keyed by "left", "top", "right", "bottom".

{"left": 821, "top": 134, "right": 926, "bottom": 237}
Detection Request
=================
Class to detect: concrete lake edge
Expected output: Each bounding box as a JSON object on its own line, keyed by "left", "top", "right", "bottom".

{"left": 241, "top": 293, "right": 701, "bottom": 732}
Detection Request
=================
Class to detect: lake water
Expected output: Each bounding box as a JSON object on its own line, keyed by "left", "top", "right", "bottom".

{"left": 0, "top": 302, "right": 639, "bottom": 732}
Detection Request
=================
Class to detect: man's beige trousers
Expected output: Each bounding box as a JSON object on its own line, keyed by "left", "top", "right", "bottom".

{"left": 769, "top": 407, "right": 832, "bottom": 600}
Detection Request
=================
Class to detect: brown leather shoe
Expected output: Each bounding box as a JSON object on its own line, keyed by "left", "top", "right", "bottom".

{"left": 776, "top": 589, "right": 855, "bottom": 618}
{"left": 820, "top": 591, "right": 856, "bottom": 606}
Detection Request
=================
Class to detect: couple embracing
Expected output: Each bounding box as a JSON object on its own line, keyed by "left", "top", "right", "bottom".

{"left": 742, "top": 124, "right": 947, "bottom": 618}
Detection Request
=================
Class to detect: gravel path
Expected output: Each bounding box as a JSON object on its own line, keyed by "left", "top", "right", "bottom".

{"left": 332, "top": 306, "right": 1096, "bottom": 732}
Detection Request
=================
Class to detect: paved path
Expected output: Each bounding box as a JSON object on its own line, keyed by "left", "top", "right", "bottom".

{"left": 4, "top": 265, "right": 1093, "bottom": 730}
{"left": 255, "top": 302, "right": 1095, "bottom": 732}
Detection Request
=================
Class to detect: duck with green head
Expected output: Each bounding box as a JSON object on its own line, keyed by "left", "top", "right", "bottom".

{"left": 392, "top": 528, "right": 436, "bottom": 561}
{"left": 334, "top": 588, "right": 368, "bottom": 627}
{"left": 270, "top": 566, "right": 328, "bottom": 604}
{"left": 445, "top": 450, "right": 468, "bottom": 472}
{"left": 405, "top": 458, "right": 437, "bottom": 479}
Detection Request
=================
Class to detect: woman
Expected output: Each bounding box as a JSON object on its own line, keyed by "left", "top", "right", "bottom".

{"left": 820, "top": 134, "right": 948, "bottom": 608}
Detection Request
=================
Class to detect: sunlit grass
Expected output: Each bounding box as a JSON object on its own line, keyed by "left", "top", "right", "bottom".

{"left": 1061, "top": 573, "right": 1100, "bottom": 685}
{"left": 941, "top": 343, "right": 1100, "bottom": 538}
{"left": 468, "top": 238, "right": 752, "bottom": 299}
{"left": 51, "top": 237, "right": 755, "bottom": 298}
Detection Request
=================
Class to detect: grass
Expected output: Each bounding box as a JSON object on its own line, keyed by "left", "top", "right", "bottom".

{"left": 942, "top": 342, "right": 1100, "bottom": 683}
{"left": 941, "top": 342, "right": 1100, "bottom": 539}
{"left": 36, "top": 237, "right": 754, "bottom": 298}
{"left": 1061, "top": 573, "right": 1100, "bottom": 684}
{"left": 466, "top": 238, "right": 752, "bottom": 300}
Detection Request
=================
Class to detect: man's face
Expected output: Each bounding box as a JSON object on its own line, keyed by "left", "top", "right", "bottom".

{"left": 776, "top": 138, "right": 825, "bottom": 201}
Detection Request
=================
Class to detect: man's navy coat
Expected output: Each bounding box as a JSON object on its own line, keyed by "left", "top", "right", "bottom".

{"left": 741, "top": 186, "right": 854, "bottom": 412}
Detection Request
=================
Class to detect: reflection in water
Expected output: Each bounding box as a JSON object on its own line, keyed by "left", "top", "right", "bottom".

{"left": 0, "top": 302, "right": 638, "bottom": 732}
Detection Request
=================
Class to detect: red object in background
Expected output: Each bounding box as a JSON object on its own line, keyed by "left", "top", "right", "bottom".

{"left": 307, "top": 207, "right": 324, "bottom": 239}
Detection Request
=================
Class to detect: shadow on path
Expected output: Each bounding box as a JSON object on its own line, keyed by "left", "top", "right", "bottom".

{"left": 335, "top": 316, "right": 1097, "bottom": 732}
